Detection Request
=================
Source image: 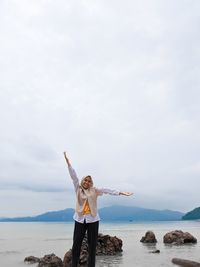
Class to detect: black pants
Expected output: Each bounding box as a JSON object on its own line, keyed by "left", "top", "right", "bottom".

{"left": 72, "top": 220, "right": 99, "bottom": 267}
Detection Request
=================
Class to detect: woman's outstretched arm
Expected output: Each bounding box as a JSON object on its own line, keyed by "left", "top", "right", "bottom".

{"left": 96, "top": 188, "right": 133, "bottom": 196}
{"left": 63, "top": 152, "right": 71, "bottom": 167}
{"left": 63, "top": 152, "right": 79, "bottom": 191}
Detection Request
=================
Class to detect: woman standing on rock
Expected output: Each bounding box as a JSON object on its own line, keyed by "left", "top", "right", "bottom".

{"left": 63, "top": 152, "right": 133, "bottom": 267}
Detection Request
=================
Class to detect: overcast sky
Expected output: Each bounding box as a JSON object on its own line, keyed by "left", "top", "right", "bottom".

{"left": 0, "top": 0, "right": 200, "bottom": 217}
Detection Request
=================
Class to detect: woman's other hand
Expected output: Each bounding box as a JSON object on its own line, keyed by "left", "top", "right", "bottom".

{"left": 119, "top": 192, "right": 133, "bottom": 196}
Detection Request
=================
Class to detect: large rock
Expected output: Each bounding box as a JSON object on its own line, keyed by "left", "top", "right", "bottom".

{"left": 97, "top": 233, "right": 123, "bottom": 255}
{"left": 63, "top": 233, "right": 123, "bottom": 267}
{"left": 140, "top": 231, "right": 157, "bottom": 243}
{"left": 163, "top": 230, "right": 197, "bottom": 245}
{"left": 172, "top": 258, "right": 200, "bottom": 267}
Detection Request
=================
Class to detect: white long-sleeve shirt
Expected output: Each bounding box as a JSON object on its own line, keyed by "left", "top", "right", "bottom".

{"left": 68, "top": 165, "right": 120, "bottom": 223}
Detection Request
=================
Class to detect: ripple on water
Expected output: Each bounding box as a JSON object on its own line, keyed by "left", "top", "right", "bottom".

{"left": 0, "top": 251, "right": 21, "bottom": 255}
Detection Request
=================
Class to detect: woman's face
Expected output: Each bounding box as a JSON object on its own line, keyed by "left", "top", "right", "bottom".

{"left": 81, "top": 176, "right": 92, "bottom": 189}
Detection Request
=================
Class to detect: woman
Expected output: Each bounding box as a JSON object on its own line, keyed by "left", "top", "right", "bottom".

{"left": 63, "top": 152, "right": 133, "bottom": 267}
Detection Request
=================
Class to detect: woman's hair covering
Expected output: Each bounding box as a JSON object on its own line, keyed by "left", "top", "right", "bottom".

{"left": 80, "top": 175, "right": 93, "bottom": 188}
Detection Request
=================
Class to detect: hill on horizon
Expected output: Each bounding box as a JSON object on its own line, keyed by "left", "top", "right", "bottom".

{"left": 182, "top": 207, "right": 200, "bottom": 220}
{"left": 0, "top": 205, "right": 185, "bottom": 222}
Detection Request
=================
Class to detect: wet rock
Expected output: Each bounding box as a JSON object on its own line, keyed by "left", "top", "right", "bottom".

{"left": 140, "top": 231, "right": 157, "bottom": 243}
{"left": 97, "top": 233, "right": 123, "bottom": 255}
{"left": 38, "top": 254, "right": 63, "bottom": 267}
{"left": 62, "top": 250, "right": 72, "bottom": 267}
{"left": 150, "top": 249, "right": 160, "bottom": 253}
{"left": 63, "top": 249, "right": 87, "bottom": 267}
{"left": 63, "top": 233, "right": 123, "bottom": 267}
{"left": 172, "top": 258, "right": 200, "bottom": 267}
{"left": 24, "top": 256, "right": 40, "bottom": 263}
{"left": 163, "top": 230, "right": 197, "bottom": 245}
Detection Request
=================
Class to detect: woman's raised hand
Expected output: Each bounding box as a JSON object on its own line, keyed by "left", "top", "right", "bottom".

{"left": 119, "top": 192, "right": 133, "bottom": 196}
{"left": 63, "top": 152, "right": 71, "bottom": 166}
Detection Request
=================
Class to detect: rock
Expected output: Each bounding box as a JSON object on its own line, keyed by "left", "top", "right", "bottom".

{"left": 140, "top": 231, "right": 157, "bottom": 243}
{"left": 163, "top": 230, "right": 197, "bottom": 245}
{"left": 172, "top": 258, "right": 200, "bottom": 267}
{"left": 38, "top": 254, "right": 63, "bottom": 267}
{"left": 62, "top": 249, "right": 88, "bottom": 267}
{"left": 24, "top": 256, "right": 40, "bottom": 263}
{"left": 62, "top": 250, "right": 72, "bottom": 267}
{"left": 63, "top": 233, "right": 123, "bottom": 267}
{"left": 79, "top": 249, "right": 88, "bottom": 265}
{"left": 150, "top": 249, "right": 160, "bottom": 253}
{"left": 97, "top": 233, "right": 123, "bottom": 255}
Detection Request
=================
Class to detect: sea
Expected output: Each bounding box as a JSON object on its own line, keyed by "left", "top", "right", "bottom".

{"left": 0, "top": 220, "right": 200, "bottom": 267}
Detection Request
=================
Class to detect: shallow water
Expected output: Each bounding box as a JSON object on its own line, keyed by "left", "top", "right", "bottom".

{"left": 0, "top": 221, "right": 200, "bottom": 267}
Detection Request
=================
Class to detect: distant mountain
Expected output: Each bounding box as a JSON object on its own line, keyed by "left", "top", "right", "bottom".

{"left": 0, "top": 209, "right": 74, "bottom": 222}
{"left": 99, "top": 206, "right": 184, "bottom": 221}
{"left": 0, "top": 206, "right": 184, "bottom": 222}
{"left": 182, "top": 207, "right": 200, "bottom": 220}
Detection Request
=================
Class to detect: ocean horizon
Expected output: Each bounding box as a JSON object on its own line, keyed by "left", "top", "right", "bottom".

{"left": 0, "top": 220, "right": 200, "bottom": 267}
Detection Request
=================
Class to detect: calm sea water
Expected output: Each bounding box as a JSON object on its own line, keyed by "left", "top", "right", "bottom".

{"left": 0, "top": 221, "right": 200, "bottom": 267}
